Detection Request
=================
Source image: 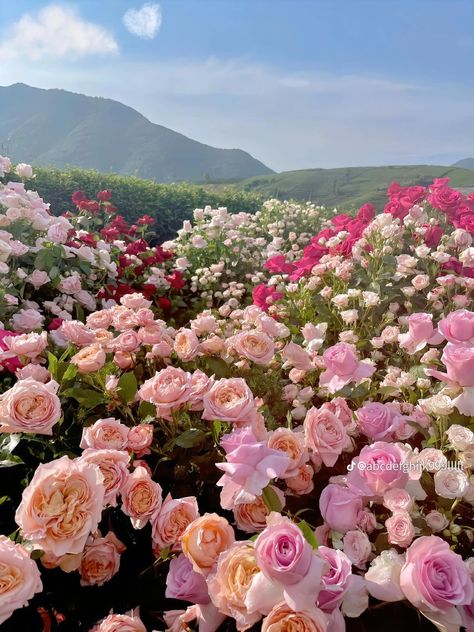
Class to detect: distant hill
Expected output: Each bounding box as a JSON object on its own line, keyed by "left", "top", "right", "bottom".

{"left": 452, "top": 158, "right": 474, "bottom": 171}
{"left": 230, "top": 165, "right": 474, "bottom": 209}
{"left": 0, "top": 83, "right": 273, "bottom": 183}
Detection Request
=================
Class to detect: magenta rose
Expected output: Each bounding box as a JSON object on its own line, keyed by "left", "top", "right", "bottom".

{"left": 319, "top": 484, "right": 363, "bottom": 533}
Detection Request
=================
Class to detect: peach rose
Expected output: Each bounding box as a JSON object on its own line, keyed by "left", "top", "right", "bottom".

{"left": 80, "top": 449, "right": 130, "bottom": 507}
{"left": 202, "top": 378, "right": 257, "bottom": 424}
{"left": 121, "top": 466, "right": 162, "bottom": 529}
{"left": 0, "top": 535, "right": 43, "bottom": 625}
{"left": 111, "top": 306, "right": 138, "bottom": 331}
{"left": 285, "top": 464, "right": 315, "bottom": 495}
{"left": 181, "top": 513, "right": 235, "bottom": 576}
{"left": 207, "top": 542, "right": 261, "bottom": 630}
{"left": 304, "top": 406, "right": 348, "bottom": 467}
{"left": 127, "top": 425, "right": 154, "bottom": 457}
{"left": 261, "top": 602, "right": 328, "bottom": 632}
{"left": 71, "top": 343, "right": 106, "bottom": 373}
{"left": 86, "top": 309, "right": 113, "bottom": 330}
{"left": 174, "top": 328, "right": 201, "bottom": 361}
{"left": 80, "top": 531, "right": 125, "bottom": 587}
{"left": 3, "top": 331, "right": 47, "bottom": 359}
{"left": 89, "top": 610, "right": 146, "bottom": 632}
{"left": 138, "top": 367, "right": 192, "bottom": 420}
{"left": 80, "top": 418, "right": 129, "bottom": 451}
{"left": 267, "top": 428, "right": 308, "bottom": 478}
{"left": 0, "top": 377, "right": 61, "bottom": 435}
{"left": 233, "top": 489, "right": 285, "bottom": 534}
{"left": 230, "top": 330, "right": 275, "bottom": 365}
{"left": 15, "top": 455, "right": 105, "bottom": 556}
{"left": 151, "top": 495, "right": 199, "bottom": 553}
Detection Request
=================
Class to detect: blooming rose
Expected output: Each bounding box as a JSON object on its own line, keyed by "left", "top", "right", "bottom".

{"left": 233, "top": 489, "right": 285, "bottom": 533}
{"left": 181, "top": 513, "right": 235, "bottom": 576}
{"left": 343, "top": 530, "right": 372, "bottom": 569}
{"left": 285, "top": 464, "right": 315, "bottom": 495}
{"left": 303, "top": 406, "right": 348, "bottom": 467}
{"left": 365, "top": 549, "right": 405, "bottom": 602}
{"left": 316, "top": 546, "right": 352, "bottom": 611}
{"left": 12, "top": 309, "right": 44, "bottom": 332}
{"left": 400, "top": 536, "right": 473, "bottom": 612}
{"left": 80, "top": 449, "right": 130, "bottom": 507}
{"left": 383, "top": 488, "right": 414, "bottom": 513}
{"left": 89, "top": 611, "right": 146, "bottom": 632}
{"left": 151, "top": 495, "right": 199, "bottom": 552}
{"left": 3, "top": 331, "right": 47, "bottom": 359}
{"left": 127, "top": 425, "right": 153, "bottom": 457}
{"left": 424, "top": 510, "right": 449, "bottom": 533}
{"left": 121, "top": 466, "right": 162, "bottom": 529}
{"left": 80, "top": 532, "right": 126, "bottom": 587}
{"left": 0, "top": 535, "right": 43, "bottom": 625}
{"left": 80, "top": 418, "right": 129, "bottom": 450}
{"left": 385, "top": 512, "right": 415, "bottom": 548}
{"left": 60, "top": 320, "right": 96, "bottom": 345}
{"left": 319, "top": 484, "right": 363, "bottom": 533}
{"left": 15, "top": 163, "right": 33, "bottom": 178}
{"left": 207, "top": 542, "right": 261, "bottom": 630}
{"left": 15, "top": 455, "right": 105, "bottom": 556}
{"left": 438, "top": 309, "right": 474, "bottom": 345}
{"left": 138, "top": 367, "right": 192, "bottom": 419}
{"left": 174, "top": 328, "right": 201, "bottom": 361}
{"left": 113, "top": 330, "right": 141, "bottom": 353}
{"left": 230, "top": 330, "right": 275, "bottom": 365}
{"left": 120, "top": 293, "right": 152, "bottom": 310}
{"left": 15, "top": 364, "right": 51, "bottom": 382}
{"left": 398, "top": 313, "right": 442, "bottom": 354}
{"left": 319, "top": 343, "right": 375, "bottom": 393}
{"left": 261, "top": 602, "right": 328, "bottom": 632}
{"left": 355, "top": 402, "right": 401, "bottom": 441}
{"left": 0, "top": 377, "right": 61, "bottom": 435}
{"left": 86, "top": 309, "right": 113, "bottom": 330}
{"left": 446, "top": 424, "right": 474, "bottom": 451}
{"left": 427, "top": 343, "right": 474, "bottom": 387}
{"left": 202, "top": 378, "right": 258, "bottom": 424}
{"left": 165, "top": 553, "right": 210, "bottom": 604}
{"left": 71, "top": 343, "right": 106, "bottom": 374}
{"left": 433, "top": 468, "right": 469, "bottom": 499}
{"left": 347, "top": 442, "right": 408, "bottom": 496}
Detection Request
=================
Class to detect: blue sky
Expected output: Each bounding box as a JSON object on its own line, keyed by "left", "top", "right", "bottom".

{"left": 0, "top": 0, "right": 473, "bottom": 171}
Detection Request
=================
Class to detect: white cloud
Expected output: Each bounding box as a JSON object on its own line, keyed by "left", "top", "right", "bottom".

{"left": 0, "top": 4, "right": 118, "bottom": 62}
{"left": 123, "top": 3, "right": 162, "bottom": 39}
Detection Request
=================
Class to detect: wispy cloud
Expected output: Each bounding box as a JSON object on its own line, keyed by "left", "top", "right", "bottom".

{"left": 0, "top": 4, "right": 118, "bottom": 62}
{"left": 123, "top": 3, "right": 162, "bottom": 39}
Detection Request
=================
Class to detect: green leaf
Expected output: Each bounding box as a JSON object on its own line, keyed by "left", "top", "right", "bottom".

{"left": 298, "top": 519, "right": 318, "bottom": 549}
{"left": 175, "top": 428, "right": 207, "bottom": 448}
{"left": 62, "top": 388, "right": 105, "bottom": 409}
{"left": 34, "top": 249, "right": 54, "bottom": 271}
{"left": 118, "top": 372, "right": 138, "bottom": 404}
{"left": 61, "top": 363, "right": 78, "bottom": 382}
{"left": 262, "top": 485, "right": 282, "bottom": 513}
{"left": 48, "top": 352, "right": 58, "bottom": 378}
{"left": 138, "top": 400, "right": 156, "bottom": 420}
{"left": 204, "top": 357, "right": 230, "bottom": 378}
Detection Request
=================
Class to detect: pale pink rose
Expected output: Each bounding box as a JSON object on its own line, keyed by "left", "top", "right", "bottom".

{"left": 12, "top": 308, "right": 44, "bottom": 332}
{"left": 163, "top": 604, "right": 225, "bottom": 632}
{"left": 60, "top": 320, "right": 96, "bottom": 345}
{"left": 233, "top": 488, "right": 285, "bottom": 533}
{"left": 304, "top": 407, "right": 348, "bottom": 467}
{"left": 365, "top": 549, "right": 405, "bottom": 602}
{"left": 127, "top": 425, "right": 153, "bottom": 457}
{"left": 148, "top": 341, "right": 173, "bottom": 358}
{"left": 28, "top": 269, "right": 49, "bottom": 289}
{"left": 357, "top": 509, "right": 377, "bottom": 533}
{"left": 151, "top": 495, "right": 199, "bottom": 553}
{"left": 190, "top": 314, "right": 217, "bottom": 335}
{"left": 320, "top": 398, "right": 353, "bottom": 428}
{"left": 319, "top": 484, "right": 363, "bottom": 534}
{"left": 446, "top": 424, "right": 474, "bottom": 451}
{"left": 121, "top": 466, "right": 162, "bottom": 529}
{"left": 0, "top": 155, "right": 12, "bottom": 176}
{"left": 398, "top": 313, "right": 443, "bottom": 354}
{"left": 202, "top": 378, "right": 258, "bottom": 424}
{"left": 181, "top": 513, "right": 235, "bottom": 577}
{"left": 134, "top": 308, "right": 155, "bottom": 326}
{"left": 86, "top": 310, "right": 113, "bottom": 330}
{"left": 80, "top": 532, "right": 126, "bottom": 586}
{"left": 111, "top": 306, "right": 138, "bottom": 331}
{"left": 0, "top": 377, "right": 61, "bottom": 435}
{"left": 230, "top": 330, "right": 275, "bottom": 365}
{"left": 434, "top": 468, "right": 469, "bottom": 499}
{"left": 200, "top": 335, "right": 225, "bottom": 354}
{"left": 261, "top": 602, "right": 328, "bottom": 632}
{"left": 355, "top": 402, "right": 401, "bottom": 441}
{"left": 114, "top": 351, "right": 134, "bottom": 369}
{"left": 93, "top": 329, "right": 115, "bottom": 350}
{"left": 138, "top": 323, "right": 166, "bottom": 345}
{"left": 165, "top": 553, "right": 210, "bottom": 604}
{"left": 438, "top": 309, "right": 474, "bottom": 345}
{"left": 89, "top": 610, "right": 146, "bottom": 632}
{"left": 120, "top": 293, "right": 152, "bottom": 310}
{"left": 174, "top": 328, "right": 200, "bottom": 361}
{"left": 80, "top": 449, "right": 130, "bottom": 507}
{"left": 105, "top": 375, "right": 119, "bottom": 392}
{"left": 71, "top": 343, "right": 106, "bottom": 373}
{"left": 316, "top": 546, "right": 352, "bottom": 612}
{"left": 285, "top": 464, "right": 315, "bottom": 495}
{"left": 15, "top": 163, "right": 33, "bottom": 178}
{"left": 267, "top": 427, "right": 309, "bottom": 477}
{"left": 400, "top": 535, "right": 473, "bottom": 612}
{"left": 59, "top": 275, "right": 82, "bottom": 294}
{"left": 343, "top": 530, "right": 371, "bottom": 569}
{"left": 15, "top": 455, "right": 105, "bottom": 556}
{"left": 383, "top": 488, "right": 414, "bottom": 512}
{"left": 138, "top": 367, "right": 192, "bottom": 420}
{"left": 320, "top": 343, "right": 375, "bottom": 394}
{"left": 289, "top": 368, "right": 307, "bottom": 383}
{"left": 424, "top": 510, "right": 449, "bottom": 533}
{"left": 113, "top": 330, "right": 141, "bottom": 353}
{"left": 347, "top": 442, "right": 408, "bottom": 496}
{"left": 15, "top": 364, "right": 51, "bottom": 382}
{"left": 281, "top": 341, "right": 314, "bottom": 371}
{"left": 385, "top": 511, "right": 415, "bottom": 548}
{"left": 207, "top": 541, "right": 261, "bottom": 630}
{"left": 188, "top": 369, "right": 214, "bottom": 411}
{"left": 80, "top": 418, "right": 129, "bottom": 450}
{"left": 0, "top": 535, "right": 43, "bottom": 625}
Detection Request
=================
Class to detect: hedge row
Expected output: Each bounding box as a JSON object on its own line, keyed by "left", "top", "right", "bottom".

{"left": 26, "top": 167, "right": 264, "bottom": 241}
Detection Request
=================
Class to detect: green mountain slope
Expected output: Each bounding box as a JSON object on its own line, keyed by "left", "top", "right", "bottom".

{"left": 234, "top": 165, "right": 474, "bottom": 209}
{"left": 0, "top": 83, "right": 273, "bottom": 183}
{"left": 452, "top": 158, "right": 474, "bottom": 171}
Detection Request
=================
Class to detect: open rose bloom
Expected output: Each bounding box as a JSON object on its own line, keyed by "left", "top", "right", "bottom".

{"left": 1, "top": 161, "right": 474, "bottom": 631}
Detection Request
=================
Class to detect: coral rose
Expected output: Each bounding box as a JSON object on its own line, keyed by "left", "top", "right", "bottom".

{"left": 181, "top": 513, "right": 235, "bottom": 576}
{"left": 0, "top": 377, "right": 61, "bottom": 435}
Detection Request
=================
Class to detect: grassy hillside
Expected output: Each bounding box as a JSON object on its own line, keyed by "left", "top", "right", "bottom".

{"left": 233, "top": 165, "right": 474, "bottom": 209}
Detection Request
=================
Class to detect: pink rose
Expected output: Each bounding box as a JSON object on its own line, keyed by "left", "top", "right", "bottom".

{"left": 319, "top": 484, "right": 363, "bottom": 533}
{"left": 267, "top": 427, "right": 308, "bottom": 478}
{"left": 383, "top": 488, "right": 414, "bottom": 513}
{"left": 188, "top": 370, "right": 214, "bottom": 411}
{"left": 320, "top": 343, "right": 375, "bottom": 394}
{"left": 165, "top": 553, "right": 210, "bottom": 604}
{"left": 285, "top": 464, "right": 315, "bottom": 495}
{"left": 71, "top": 343, "right": 106, "bottom": 373}
{"left": 343, "top": 530, "right": 371, "bottom": 569}
{"left": 427, "top": 343, "right": 474, "bottom": 387}
{"left": 127, "top": 424, "right": 153, "bottom": 457}
{"left": 320, "top": 398, "right": 353, "bottom": 428}
{"left": 230, "top": 330, "right": 275, "bottom": 365}
{"left": 138, "top": 367, "right": 192, "bottom": 420}
{"left": 0, "top": 377, "right": 61, "bottom": 435}
{"left": 174, "top": 328, "right": 201, "bottom": 361}
{"left": 15, "top": 455, "right": 105, "bottom": 556}
{"left": 400, "top": 535, "right": 473, "bottom": 612}
{"left": 399, "top": 313, "right": 443, "bottom": 354}
{"left": 15, "top": 364, "right": 51, "bottom": 382}
{"left": 365, "top": 549, "right": 405, "bottom": 602}
{"left": 120, "top": 293, "right": 152, "bottom": 310}
{"left": 385, "top": 511, "right": 415, "bottom": 548}
{"left": 80, "top": 532, "right": 126, "bottom": 586}
{"left": 80, "top": 449, "right": 130, "bottom": 507}
{"left": 80, "top": 418, "right": 129, "bottom": 450}
{"left": 121, "top": 466, "right": 162, "bottom": 529}
{"left": 316, "top": 546, "right": 352, "bottom": 611}
{"left": 3, "top": 331, "right": 47, "bottom": 359}
{"left": 281, "top": 342, "right": 314, "bottom": 371}
{"left": 111, "top": 307, "right": 138, "bottom": 331}
{"left": 12, "top": 309, "right": 44, "bottom": 332}
{"left": 303, "top": 407, "right": 348, "bottom": 467}
{"left": 89, "top": 611, "right": 146, "bottom": 632}
{"left": 86, "top": 309, "right": 113, "bottom": 330}
{"left": 233, "top": 489, "right": 285, "bottom": 533}
{"left": 60, "top": 320, "right": 96, "bottom": 345}
{"left": 112, "top": 330, "right": 141, "bottom": 353}
{"left": 151, "top": 495, "right": 199, "bottom": 553}
{"left": 190, "top": 314, "right": 217, "bottom": 335}
{"left": 0, "top": 535, "right": 43, "bottom": 625}
{"left": 438, "top": 309, "right": 474, "bottom": 345}
{"left": 424, "top": 510, "right": 449, "bottom": 533}
{"left": 347, "top": 442, "right": 408, "bottom": 496}
{"left": 202, "top": 378, "right": 258, "bottom": 424}
{"left": 355, "top": 402, "right": 401, "bottom": 441}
